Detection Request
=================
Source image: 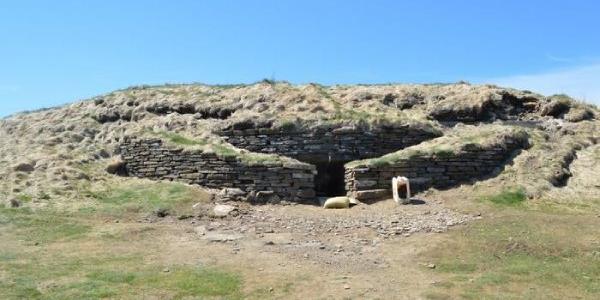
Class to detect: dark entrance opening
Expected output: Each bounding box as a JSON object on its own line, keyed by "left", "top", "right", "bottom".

{"left": 313, "top": 160, "right": 348, "bottom": 197}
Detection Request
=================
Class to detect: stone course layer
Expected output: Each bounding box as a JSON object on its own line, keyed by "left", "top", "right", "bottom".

{"left": 119, "top": 138, "right": 317, "bottom": 204}
{"left": 218, "top": 124, "right": 442, "bottom": 162}
{"left": 345, "top": 131, "right": 529, "bottom": 197}
{"left": 119, "top": 126, "right": 528, "bottom": 205}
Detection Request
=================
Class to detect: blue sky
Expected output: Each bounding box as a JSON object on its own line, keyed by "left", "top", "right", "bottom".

{"left": 1, "top": 0, "right": 599, "bottom": 117}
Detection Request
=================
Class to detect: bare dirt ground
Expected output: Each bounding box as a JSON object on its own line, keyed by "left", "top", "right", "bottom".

{"left": 129, "top": 197, "right": 474, "bottom": 299}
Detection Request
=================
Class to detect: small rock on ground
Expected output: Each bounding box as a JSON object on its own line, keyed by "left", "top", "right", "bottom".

{"left": 213, "top": 204, "right": 237, "bottom": 217}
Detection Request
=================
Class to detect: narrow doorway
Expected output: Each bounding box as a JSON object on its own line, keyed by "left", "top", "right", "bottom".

{"left": 313, "top": 161, "right": 348, "bottom": 197}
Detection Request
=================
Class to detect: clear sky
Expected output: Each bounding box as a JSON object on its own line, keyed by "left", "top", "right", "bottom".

{"left": 1, "top": 0, "right": 599, "bottom": 117}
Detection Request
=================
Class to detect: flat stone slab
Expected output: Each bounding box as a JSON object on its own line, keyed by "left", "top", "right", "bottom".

{"left": 354, "top": 189, "right": 390, "bottom": 201}
{"left": 213, "top": 204, "right": 237, "bottom": 217}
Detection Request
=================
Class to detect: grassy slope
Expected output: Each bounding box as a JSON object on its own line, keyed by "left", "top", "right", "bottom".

{"left": 421, "top": 189, "right": 600, "bottom": 299}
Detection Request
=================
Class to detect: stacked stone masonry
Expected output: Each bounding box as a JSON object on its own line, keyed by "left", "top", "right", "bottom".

{"left": 218, "top": 125, "right": 441, "bottom": 162}
{"left": 345, "top": 138, "right": 528, "bottom": 198}
{"left": 118, "top": 128, "right": 526, "bottom": 205}
{"left": 119, "top": 138, "right": 317, "bottom": 204}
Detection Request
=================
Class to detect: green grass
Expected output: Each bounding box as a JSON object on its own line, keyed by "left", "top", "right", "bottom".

{"left": 0, "top": 197, "right": 242, "bottom": 299}
{"left": 279, "top": 120, "right": 297, "bottom": 132}
{"left": 483, "top": 187, "right": 527, "bottom": 206}
{"left": 157, "top": 267, "right": 241, "bottom": 298}
{"left": 148, "top": 130, "right": 300, "bottom": 166}
{"left": 86, "top": 182, "right": 208, "bottom": 217}
{"left": 0, "top": 207, "right": 90, "bottom": 243}
{"left": 422, "top": 211, "right": 600, "bottom": 299}
{"left": 16, "top": 193, "right": 33, "bottom": 203}
{"left": 211, "top": 143, "right": 238, "bottom": 158}
{"left": 155, "top": 131, "right": 237, "bottom": 158}
{"left": 0, "top": 251, "right": 242, "bottom": 299}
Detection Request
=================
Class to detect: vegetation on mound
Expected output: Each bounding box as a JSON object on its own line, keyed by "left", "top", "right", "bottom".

{"left": 269, "top": 116, "right": 442, "bottom": 136}
{"left": 261, "top": 83, "right": 441, "bottom": 131}
{"left": 151, "top": 131, "right": 307, "bottom": 167}
{"left": 508, "top": 124, "right": 597, "bottom": 195}
{"left": 347, "top": 125, "right": 528, "bottom": 168}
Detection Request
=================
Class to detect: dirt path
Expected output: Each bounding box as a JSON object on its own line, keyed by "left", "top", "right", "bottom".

{"left": 150, "top": 220, "right": 449, "bottom": 298}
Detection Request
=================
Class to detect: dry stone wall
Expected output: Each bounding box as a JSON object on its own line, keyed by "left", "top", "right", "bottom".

{"left": 218, "top": 124, "right": 441, "bottom": 162}
{"left": 345, "top": 137, "right": 529, "bottom": 198}
{"left": 119, "top": 138, "right": 317, "bottom": 204}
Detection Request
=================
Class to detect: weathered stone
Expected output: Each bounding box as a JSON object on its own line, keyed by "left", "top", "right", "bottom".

{"left": 292, "top": 173, "right": 313, "bottom": 179}
{"left": 426, "top": 167, "right": 445, "bottom": 173}
{"left": 297, "top": 189, "right": 316, "bottom": 198}
{"left": 217, "top": 188, "right": 245, "bottom": 200}
{"left": 119, "top": 125, "right": 524, "bottom": 207}
{"left": 194, "top": 225, "right": 207, "bottom": 236}
{"left": 255, "top": 191, "right": 277, "bottom": 203}
{"left": 220, "top": 125, "right": 441, "bottom": 163}
{"left": 213, "top": 204, "right": 237, "bottom": 217}
{"left": 119, "top": 139, "right": 316, "bottom": 204}
{"left": 355, "top": 180, "right": 377, "bottom": 189}
{"left": 354, "top": 189, "right": 390, "bottom": 201}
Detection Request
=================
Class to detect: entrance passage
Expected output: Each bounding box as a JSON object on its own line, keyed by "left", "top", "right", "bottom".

{"left": 313, "top": 161, "right": 347, "bottom": 197}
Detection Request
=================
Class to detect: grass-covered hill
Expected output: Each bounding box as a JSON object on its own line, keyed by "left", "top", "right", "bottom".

{"left": 1, "top": 81, "right": 597, "bottom": 207}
